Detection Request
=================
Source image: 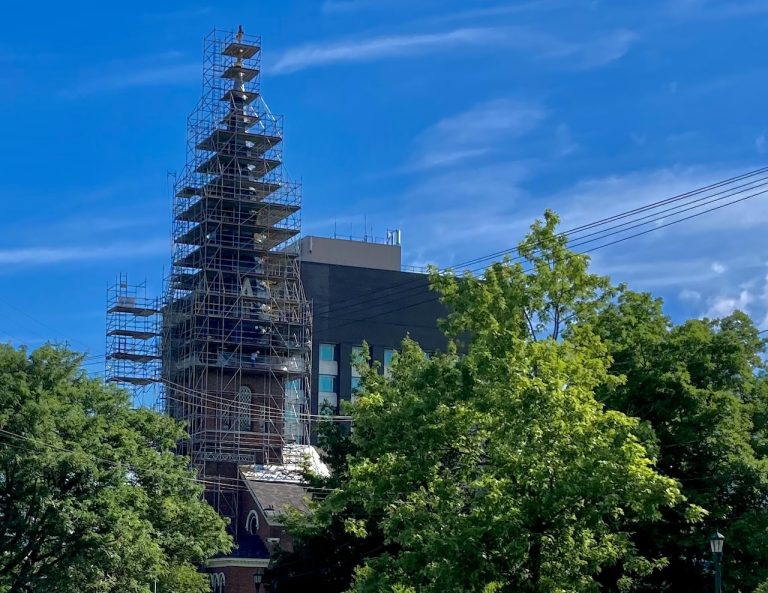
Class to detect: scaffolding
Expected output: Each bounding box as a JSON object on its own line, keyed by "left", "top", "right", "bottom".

{"left": 161, "top": 27, "right": 312, "bottom": 533}
{"left": 105, "top": 274, "right": 161, "bottom": 408}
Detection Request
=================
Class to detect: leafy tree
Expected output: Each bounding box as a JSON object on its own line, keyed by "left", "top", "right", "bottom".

{"left": 0, "top": 344, "right": 231, "bottom": 593}
{"left": 267, "top": 417, "right": 390, "bottom": 593}
{"left": 592, "top": 292, "right": 768, "bottom": 592}
{"left": 273, "top": 211, "right": 686, "bottom": 593}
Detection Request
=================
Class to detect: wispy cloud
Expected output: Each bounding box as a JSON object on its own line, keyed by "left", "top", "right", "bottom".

{"left": 270, "top": 26, "right": 637, "bottom": 74}
{"left": 573, "top": 29, "right": 637, "bottom": 69}
{"left": 704, "top": 264, "right": 768, "bottom": 326}
{"left": 270, "top": 27, "right": 506, "bottom": 74}
{"left": 60, "top": 54, "right": 198, "bottom": 97}
{"left": 395, "top": 162, "right": 768, "bottom": 299}
{"left": 0, "top": 239, "right": 167, "bottom": 266}
{"left": 424, "top": 0, "right": 570, "bottom": 24}
{"left": 680, "top": 289, "right": 702, "bottom": 302}
{"left": 706, "top": 289, "right": 754, "bottom": 318}
{"left": 412, "top": 99, "right": 547, "bottom": 169}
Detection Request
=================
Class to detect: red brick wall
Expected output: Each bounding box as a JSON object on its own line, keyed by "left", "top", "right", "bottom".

{"left": 213, "top": 565, "right": 259, "bottom": 593}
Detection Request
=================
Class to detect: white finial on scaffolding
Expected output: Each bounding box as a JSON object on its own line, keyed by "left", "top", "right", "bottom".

{"left": 234, "top": 25, "right": 246, "bottom": 74}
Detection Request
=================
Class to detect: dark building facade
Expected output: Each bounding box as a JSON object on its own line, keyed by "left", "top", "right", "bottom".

{"left": 298, "top": 236, "right": 448, "bottom": 416}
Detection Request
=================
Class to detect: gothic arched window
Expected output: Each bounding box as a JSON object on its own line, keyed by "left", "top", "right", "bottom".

{"left": 237, "top": 385, "right": 252, "bottom": 431}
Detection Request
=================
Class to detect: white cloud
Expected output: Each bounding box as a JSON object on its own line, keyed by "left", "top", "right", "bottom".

{"left": 270, "top": 27, "right": 505, "bottom": 74}
{"left": 548, "top": 165, "right": 768, "bottom": 235}
{"left": 270, "top": 26, "right": 638, "bottom": 74}
{"left": 412, "top": 99, "right": 547, "bottom": 169}
{"left": 574, "top": 29, "right": 638, "bottom": 69}
{"left": 680, "top": 289, "right": 702, "bottom": 302}
{"left": 397, "top": 162, "right": 768, "bottom": 301}
{"left": 706, "top": 290, "right": 754, "bottom": 318}
{"left": 0, "top": 239, "right": 167, "bottom": 266}
{"left": 711, "top": 261, "right": 726, "bottom": 274}
{"left": 61, "top": 56, "right": 198, "bottom": 97}
{"left": 425, "top": 0, "right": 569, "bottom": 24}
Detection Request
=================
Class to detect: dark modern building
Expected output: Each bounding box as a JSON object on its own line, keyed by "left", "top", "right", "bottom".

{"left": 298, "top": 235, "right": 447, "bottom": 416}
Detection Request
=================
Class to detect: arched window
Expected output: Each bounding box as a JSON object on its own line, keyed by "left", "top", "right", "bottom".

{"left": 210, "top": 572, "right": 225, "bottom": 593}
{"left": 237, "top": 385, "right": 252, "bottom": 431}
{"left": 246, "top": 509, "right": 260, "bottom": 534}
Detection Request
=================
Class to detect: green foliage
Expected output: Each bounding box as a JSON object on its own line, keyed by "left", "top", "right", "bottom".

{"left": 274, "top": 211, "right": 685, "bottom": 593}
{"left": 267, "top": 416, "right": 390, "bottom": 593}
{"left": 0, "top": 344, "right": 231, "bottom": 593}
{"left": 592, "top": 293, "right": 768, "bottom": 592}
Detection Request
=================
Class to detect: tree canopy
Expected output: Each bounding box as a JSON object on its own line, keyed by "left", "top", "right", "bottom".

{"left": 592, "top": 292, "right": 768, "bottom": 592}
{"left": 0, "top": 344, "right": 231, "bottom": 593}
{"left": 270, "top": 211, "right": 695, "bottom": 593}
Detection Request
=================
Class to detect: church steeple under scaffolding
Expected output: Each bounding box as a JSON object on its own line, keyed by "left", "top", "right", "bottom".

{"left": 162, "top": 27, "right": 311, "bottom": 532}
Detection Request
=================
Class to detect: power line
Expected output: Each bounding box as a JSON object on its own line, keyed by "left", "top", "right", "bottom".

{"left": 320, "top": 185, "right": 768, "bottom": 335}
{"left": 452, "top": 165, "right": 768, "bottom": 269}
{"left": 309, "top": 172, "right": 768, "bottom": 326}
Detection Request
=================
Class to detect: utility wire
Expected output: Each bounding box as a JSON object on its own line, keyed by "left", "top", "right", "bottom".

{"left": 304, "top": 177, "right": 768, "bottom": 330}
{"left": 320, "top": 185, "right": 768, "bottom": 335}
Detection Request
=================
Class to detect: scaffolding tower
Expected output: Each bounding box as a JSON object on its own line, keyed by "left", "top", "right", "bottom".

{"left": 105, "top": 274, "right": 161, "bottom": 408}
{"left": 162, "top": 27, "right": 312, "bottom": 532}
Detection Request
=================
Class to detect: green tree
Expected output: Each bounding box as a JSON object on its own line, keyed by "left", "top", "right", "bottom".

{"left": 0, "top": 344, "right": 231, "bottom": 593}
{"left": 274, "top": 211, "right": 686, "bottom": 593}
{"left": 592, "top": 292, "right": 768, "bottom": 592}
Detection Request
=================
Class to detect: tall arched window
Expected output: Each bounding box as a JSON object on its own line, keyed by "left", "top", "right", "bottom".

{"left": 246, "top": 509, "right": 260, "bottom": 534}
{"left": 237, "top": 385, "right": 252, "bottom": 431}
{"left": 210, "top": 572, "right": 225, "bottom": 593}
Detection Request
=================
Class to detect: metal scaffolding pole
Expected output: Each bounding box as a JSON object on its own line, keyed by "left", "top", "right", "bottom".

{"left": 161, "top": 27, "right": 312, "bottom": 534}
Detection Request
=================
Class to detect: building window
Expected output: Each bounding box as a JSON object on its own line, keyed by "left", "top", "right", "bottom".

{"left": 383, "top": 348, "right": 397, "bottom": 377}
{"left": 236, "top": 385, "right": 252, "bottom": 431}
{"left": 351, "top": 345, "right": 364, "bottom": 363}
{"left": 210, "top": 572, "right": 225, "bottom": 593}
{"left": 319, "top": 374, "right": 337, "bottom": 393}
{"left": 319, "top": 343, "right": 337, "bottom": 362}
{"left": 351, "top": 345, "right": 365, "bottom": 379}
{"left": 351, "top": 376, "right": 362, "bottom": 392}
{"left": 285, "top": 378, "right": 303, "bottom": 399}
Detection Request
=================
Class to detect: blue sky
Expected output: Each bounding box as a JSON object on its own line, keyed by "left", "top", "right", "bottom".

{"left": 1, "top": 0, "right": 767, "bottom": 366}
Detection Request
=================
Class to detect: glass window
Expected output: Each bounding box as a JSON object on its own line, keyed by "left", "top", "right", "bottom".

{"left": 319, "top": 374, "right": 337, "bottom": 393}
{"left": 351, "top": 376, "right": 362, "bottom": 392}
{"left": 383, "top": 349, "right": 397, "bottom": 368}
{"left": 319, "top": 343, "right": 337, "bottom": 362}
{"left": 285, "top": 378, "right": 303, "bottom": 398}
{"left": 351, "top": 345, "right": 364, "bottom": 363}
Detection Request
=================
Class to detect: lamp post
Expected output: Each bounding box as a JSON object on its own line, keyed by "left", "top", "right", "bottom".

{"left": 710, "top": 531, "right": 725, "bottom": 593}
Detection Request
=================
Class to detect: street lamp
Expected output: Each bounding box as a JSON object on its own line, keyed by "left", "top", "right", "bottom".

{"left": 253, "top": 568, "right": 264, "bottom": 591}
{"left": 710, "top": 532, "right": 725, "bottom": 593}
